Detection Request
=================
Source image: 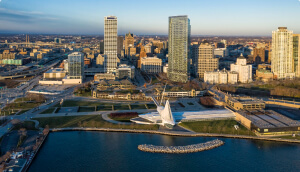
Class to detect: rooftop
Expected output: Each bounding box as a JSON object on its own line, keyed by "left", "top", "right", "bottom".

{"left": 227, "top": 95, "right": 265, "bottom": 104}
{"left": 238, "top": 110, "right": 300, "bottom": 129}
{"left": 45, "top": 68, "right": 65, "bottom": 73}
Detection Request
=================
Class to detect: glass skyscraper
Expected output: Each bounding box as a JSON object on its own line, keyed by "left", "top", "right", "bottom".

{"left": 293, "top": 34, "right": 300, "bottom": 77}
{"left": 104, "top": 16, "right": 118, "bottom": 73}
{"left": 167, "top": 15, "right": 191, "bottom": 83}
{"left": 68, "top": 52, "right": 84, "bottom": 80}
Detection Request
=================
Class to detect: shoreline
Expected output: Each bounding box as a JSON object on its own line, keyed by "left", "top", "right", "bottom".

{"left": 50, "top": 127, "right": 300, "bottom": 144}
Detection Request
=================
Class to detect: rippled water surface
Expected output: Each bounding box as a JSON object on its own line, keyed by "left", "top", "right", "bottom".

{"left": 29, "top": 131, "right": 300, "bottom": 172}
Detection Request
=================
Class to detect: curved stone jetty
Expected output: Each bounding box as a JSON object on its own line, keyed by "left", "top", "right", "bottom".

{"left": 138, "top": 139, "right": 224, "bottom": 154}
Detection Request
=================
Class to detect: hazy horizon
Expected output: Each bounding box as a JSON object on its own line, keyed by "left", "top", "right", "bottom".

{"left": 0, "top": 0, "right": 299, "bottom": 35}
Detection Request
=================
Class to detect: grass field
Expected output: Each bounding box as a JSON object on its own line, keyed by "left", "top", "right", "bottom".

{"left": 56, "top": 100, "right": 112, "bottom": 107}
{"left": 113, "top": 104, "right": 130, "bottom": 111}
{"left": 75, "top": 91, "right": 92, "bottom": 97}
{"left": 78, "top": 107, "right": 95, "bottom": 112}
{"left": 131, "top": 104, "right": 147, "bottom": 110}
{"left": 40, "top": 108, "right": 55, "bottom": 114}
{"left": 0, "top": 110, "right": 16, "bottom": 116}
{"left": 55, "top": 100, "right": 151, "bottom": 111}
{"left": 109, "top": 117, "right": 133, "bottom": 122}
{"left": 97, "top": 105, "right": 113, "bottom": 111}
{"left": 17, "top": 109, "right": 30, "bottom": 115}
{"left": 146, "top": 104, "right": 157, "bottom": 109}
{"left": 33, "top": 115, "right": 159, "bottom": 130}
{"left": 179, "top": 120, "right": 255, "bottom": 136}
{"left": 109, "top": 112, "right": 139, "bottom": 122}
{"left": 4, "top": 97, "right": 42, "bottom": 111}
{"left": 276, "top": 135, "right": 300, "bottom": 140}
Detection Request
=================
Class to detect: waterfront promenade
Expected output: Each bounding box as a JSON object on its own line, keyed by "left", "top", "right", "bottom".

{"left": 50, "top": 127, "right": 300, "bottom": 144}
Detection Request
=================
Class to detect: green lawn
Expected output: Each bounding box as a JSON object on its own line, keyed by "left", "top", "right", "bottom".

{"left": 56, "top": 100, "right": 112, "bottom": 107}
{"left": 113, "top": 104, "right": 130, "bottom": 111}
{"left": 33, "top": 115, "right": 159, "bottom": 130}
{"left": 109, "top": 117, "right": 133, "bottom": 122}
{"left": 78, "top": 107, "right": 95, "bottom": 112}
{"left": 17, "top": 109, "right": 30, "bottom": 115}
{"left": 75, "top": 91, "right": 92, "bottom": 97}
{"left": 146, "top": 104, "right": 157, "bottom": 109}
{"left": 40, "top": 108, "right": 55, "bottom": 114}
{"left": 97, "top": 105, "right": 113, "bottom": 111}
{"left": 131, "top": 104, "right": 147, "bottom": 110}
{"left": 56, "top": 100, "right": 149, "bottom": 111}
{"left": 276, "top": 135, "right": 300, "bottom": 140}
{"left": 14, "top": 97, "right": 32, "bottom": 102}
{"left": 4, "top": 101, "right": 41, "bottom": 111}
{"left": 179, "top": 120, "right": 255, "bottom": 136}
{"left": 0, "top": 110, "right": 16, "bottom": 116}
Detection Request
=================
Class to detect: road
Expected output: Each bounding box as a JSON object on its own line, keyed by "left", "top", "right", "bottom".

{"left": 0, "top": 86, "right": 75, "bottom": 138}
{"left": 0, "top": 76, "right": 42, "bottom": 110}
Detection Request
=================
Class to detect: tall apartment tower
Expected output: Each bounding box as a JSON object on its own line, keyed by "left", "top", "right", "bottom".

{"left": 197, "top": 43, "right": 219, "bottom": 79}
{"left": 293, "top": 34, "right": 300, "bottom": 77}
{"left": 104, "top": 16, "right": 118, "bottom": 73}
{"left": 67, "top": 52, "right": 84, "bottom": 83}
{"left": 271, "top": 27, "right": 295, "bottom": 79}
{"left": 167, "top": 15, "right": 191, "bottom": 83}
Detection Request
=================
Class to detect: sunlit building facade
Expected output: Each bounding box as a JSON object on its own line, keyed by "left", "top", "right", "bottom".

{"left": 167, "top": 15, "right": 191, "bottom": 83}
{"left": 104, "top": 16, "right": 118, "bottom": 73}
{"left": 271, "top": 27, "right": 294, "bottom": 79}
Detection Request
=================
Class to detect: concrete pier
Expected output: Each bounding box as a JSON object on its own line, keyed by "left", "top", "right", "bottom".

{"left": 138, "top": 139, "right": 224, "bottom": 153}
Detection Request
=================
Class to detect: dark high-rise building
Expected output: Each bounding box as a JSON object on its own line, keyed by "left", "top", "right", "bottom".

{"left": 253, "top": 46, "right": 265, "bottom": 64}
{"left": 117, "top": 36, "right": 124, "bottom": 58}
{"left": 100, "top": 41, "right": 104, "bottom": 54}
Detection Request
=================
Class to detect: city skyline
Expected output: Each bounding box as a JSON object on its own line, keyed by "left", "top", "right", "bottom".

{"left": 0, "top": 0, "right": 300, "bottom": 36}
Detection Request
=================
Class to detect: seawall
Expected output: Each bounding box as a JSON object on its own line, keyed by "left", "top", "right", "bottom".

{"left": 50, "top": 127, "right": 300, "bottom": 144}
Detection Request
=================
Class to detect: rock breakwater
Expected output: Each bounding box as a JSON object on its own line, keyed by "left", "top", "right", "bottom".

{"left": 138, "top": 139, "right": 224, "bottom": 153}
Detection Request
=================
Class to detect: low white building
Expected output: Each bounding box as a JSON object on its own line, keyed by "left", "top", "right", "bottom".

{"left": 214, "top": 48, "right": 228, "bottom": 58}
{"left": 204, "top": 69, "right": 238, "bottom": 84}
{"left": 140, "top": 56, "right": 162, "bottom": 74}
{"left": 228, "top": 71, "right": 238, "bottom": 84}
{"left": 116, "top": 64, "right": 135, "bottom": 80}
{"left": 230, "top": 54, "right": 252, "bottom": 83}
{"left": 204, "top": 71, "right": 219, "bottom": 84}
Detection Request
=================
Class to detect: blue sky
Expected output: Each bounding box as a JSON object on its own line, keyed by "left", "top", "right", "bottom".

{"left": 0, "top": 0, "right": 299, "bottom": 36}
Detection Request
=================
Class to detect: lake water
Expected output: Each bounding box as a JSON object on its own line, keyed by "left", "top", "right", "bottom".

{"left": 29, "top": 131, "right": 300, "bottom": 172}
